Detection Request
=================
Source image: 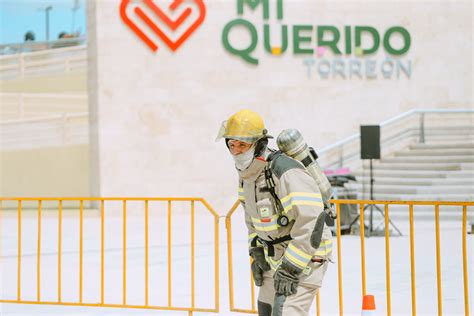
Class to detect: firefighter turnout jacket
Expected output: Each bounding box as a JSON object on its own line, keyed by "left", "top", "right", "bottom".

{"left": 238, "top": 149, "right": 332, "bottom": 287}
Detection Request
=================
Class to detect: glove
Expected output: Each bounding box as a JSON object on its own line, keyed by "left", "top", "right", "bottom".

{"left": 250, "top": 247, "right": 270, "bottom": 287}
{"left": 273, "top": 260, "right": 302, "bottom": 296}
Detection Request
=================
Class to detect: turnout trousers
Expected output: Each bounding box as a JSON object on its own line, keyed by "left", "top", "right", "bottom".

{"left": 257, "top": 261, "right": 328, "bottom": 316}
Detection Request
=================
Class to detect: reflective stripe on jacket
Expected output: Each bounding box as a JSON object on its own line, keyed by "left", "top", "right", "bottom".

{"left": 237, "top": 150, "right": 332, "bottom": 286}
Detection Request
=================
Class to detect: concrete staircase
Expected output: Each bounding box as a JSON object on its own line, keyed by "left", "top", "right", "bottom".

{"left": 349, "top": 141, "right": 474, "bottom": 201}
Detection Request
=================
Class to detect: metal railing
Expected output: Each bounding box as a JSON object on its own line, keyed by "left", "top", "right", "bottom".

{"left": 0, "top": 37, "right": 87, "bottom": 55}
{"left": 0, "top": 93, "right": 87, "bottom": 121}
{"left": 0, "top": 197, "right": 220, "bottom": 315}
{"left": 0, "top": 112, "right": 88, "bottom": 150}
{"left": 225, "top": 199, "right": 472, "bottom": 316}
{"left": 318, "top": 109, "right": 474, "bottom": 170}
{"left": 0, "top": 92, "right": 88, "bottom": 150}
{"left": 1, "top": 197, "right": 471, "bottom": 315}
{"left": 0, "top": 45, "right": 87, "bottom": 80}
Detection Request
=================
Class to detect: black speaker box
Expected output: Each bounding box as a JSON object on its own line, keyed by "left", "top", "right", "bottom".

{"left": 360, "top": 125, "right": 381, "bottom": 159}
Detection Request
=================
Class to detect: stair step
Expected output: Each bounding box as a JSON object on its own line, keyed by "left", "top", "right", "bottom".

{"left": 341, "top": 123, "right": 474, "bottom": 202}
{"left": 352, "top": 169, "right": 469, "bottom": 178}
{"left": 354, "top": 177, "right": 474, "bottom": 186}
{"left": 424, "top": 132, "right": 474, "bottom": 137}
{"left": 422, "top": 139, "right": 474, "bottom": 145}
{"left": 354, "top": 193, "right": 474, "bottom": 201}
{"left": 348, "top": 183, "right": 474, "bottom": 194}
{"left": 351, "top": 179, "right": 434, "bottom": 186}
{"left": 448, "top": 171, "right": 474, "bottom": 178}
{"left": 373, "top": 162, "right": 469, "bottom": 171}
{"left": 381, "top": 156, "right": 474, "bottom": 163}
{"left": 409, "top": 142, "right": 474, "bottom": 150}
{"left": 423, "top": 132, "right": 474, "bottom": 138}
{"left": 394, "top": 149, "right": 474, "bottom": 156}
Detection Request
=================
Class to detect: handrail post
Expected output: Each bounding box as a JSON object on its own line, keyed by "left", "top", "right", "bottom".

{"left": 419, "top": 112, "right": 425, "bottom": 143}
{"left": 338, "top": 145, "right": 344, "bottom": 168}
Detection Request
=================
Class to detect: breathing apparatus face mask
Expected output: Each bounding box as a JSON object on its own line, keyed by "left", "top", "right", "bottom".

{"left": 231, "top": 143, "right": 256, "bottom": 171}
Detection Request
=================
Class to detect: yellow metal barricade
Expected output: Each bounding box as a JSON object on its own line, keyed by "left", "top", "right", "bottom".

{"left": 226, "top": 199, "right": 473, "bottom": 316}
{"left": 0, "top": 197, "right": 220, "bottom": 315}
{"left": 1, "top": 197, "right": 471, "bottom": 315}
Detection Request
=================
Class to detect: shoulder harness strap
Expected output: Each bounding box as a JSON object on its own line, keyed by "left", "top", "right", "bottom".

{"left": 264, "top": 152, "right": 285, "bottom": 217}
{"left": 264, "top": 151, "right": 304, "bottom": 220}
{"left": 268, "top": 151, "right": 305, "bottom": 179}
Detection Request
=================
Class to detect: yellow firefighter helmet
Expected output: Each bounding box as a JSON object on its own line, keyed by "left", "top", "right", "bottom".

{"left": 216, "top": 109, "right": 271, "bottom": 143}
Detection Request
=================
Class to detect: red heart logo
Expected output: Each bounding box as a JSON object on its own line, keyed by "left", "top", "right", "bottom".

{"left": 120, "top": 0, "right": 206, "bottom": 52}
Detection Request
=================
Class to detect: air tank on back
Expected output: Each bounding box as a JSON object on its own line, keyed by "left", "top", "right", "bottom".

{"left": 276, "top": 129, "right": 333, "bottom": 207}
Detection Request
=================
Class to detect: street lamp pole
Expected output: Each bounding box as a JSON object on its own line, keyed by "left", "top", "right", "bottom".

{"left": 71, "top": 0, "right": 80, "bottom": 34}
{"left": 45, "top": 5, "right": 53, "bottom": 42}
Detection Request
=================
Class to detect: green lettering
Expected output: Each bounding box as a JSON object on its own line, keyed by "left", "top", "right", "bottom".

{"left": 222, "top": 19, "right": 259, "bottom": 65}
{"left": 384, "top": 26, "right": 411, "bottom": 55}
{"left": 264, "top": 24, "right": 288, "bottom": 54}
{"left": 237, "top": 0, "right": 269, "bottom": 19}
{"left": 344, "top": 26, "right": 351, "bottom": 54}
{"left": 277, "top": 0, "right": 284, "bottom": 19}
{"left": 317, "top": 26, "right": 341, "bottom": 55}
{"left": 355, "top": 26, "right": 380, "bottom": 55}
{"left": 293, "top": 25, "right": 314, "bottom": 54}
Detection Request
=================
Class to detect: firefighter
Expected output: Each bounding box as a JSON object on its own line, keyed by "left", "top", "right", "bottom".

{"left": 217, "top": 109, "right": 332, "bottom": 316}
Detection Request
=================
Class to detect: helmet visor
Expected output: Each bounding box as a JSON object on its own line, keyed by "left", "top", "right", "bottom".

{"left": 215, "top": 120, "right": 228, "bottom": 142}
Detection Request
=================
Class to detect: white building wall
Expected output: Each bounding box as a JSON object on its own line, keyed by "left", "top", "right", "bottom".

{"left": 88, "top": 0, "right": 472, "bottom": 208}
